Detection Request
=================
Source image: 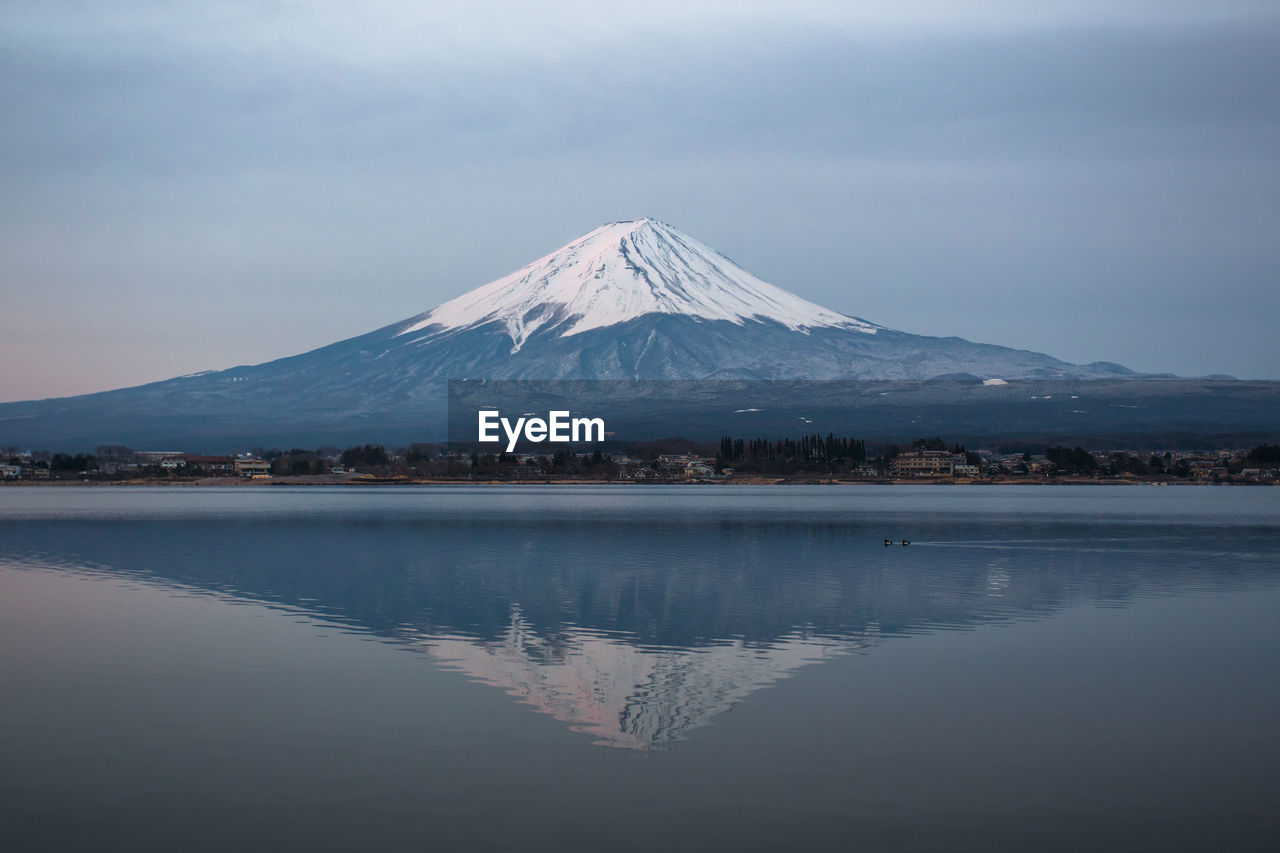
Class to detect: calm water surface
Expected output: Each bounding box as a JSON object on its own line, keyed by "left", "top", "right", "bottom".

{"left": 2, "top": 485, "right": 1279, "bottom": 851}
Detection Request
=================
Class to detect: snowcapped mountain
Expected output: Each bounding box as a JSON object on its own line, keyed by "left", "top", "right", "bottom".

{"left": 352, "top": 216, "right": 1131, "bottom": 383}
{"left": 0, "top": 217, "right": 1165, "bottom": 448}
{"left": 398, "top": 218, "right": 879, "bottom": 351}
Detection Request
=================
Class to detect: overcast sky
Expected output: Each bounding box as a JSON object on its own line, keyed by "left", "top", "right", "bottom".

{"left": 3, "top": 1, "right": 1278, "bottom": 401}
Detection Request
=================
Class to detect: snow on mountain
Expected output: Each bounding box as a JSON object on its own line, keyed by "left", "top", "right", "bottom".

{"left": 397, "top": 218, "right": 878, "bottom": 352}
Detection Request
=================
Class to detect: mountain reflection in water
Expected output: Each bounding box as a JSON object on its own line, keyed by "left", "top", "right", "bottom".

{"left": 3, "top": 487, "right": 1277, "bottom": 750}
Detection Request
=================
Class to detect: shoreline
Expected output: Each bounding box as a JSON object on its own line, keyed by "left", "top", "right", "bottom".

{"left": 2, "top": 476, "right": 1271, "bottom": 488}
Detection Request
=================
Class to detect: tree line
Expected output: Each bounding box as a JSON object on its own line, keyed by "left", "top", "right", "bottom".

{"left": 715, "top": 433, "right": 869, "bottom": 474}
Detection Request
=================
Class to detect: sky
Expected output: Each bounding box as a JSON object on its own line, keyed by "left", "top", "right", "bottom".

{"left": 2, "top": 0, "right": 1278, "bottom": 401}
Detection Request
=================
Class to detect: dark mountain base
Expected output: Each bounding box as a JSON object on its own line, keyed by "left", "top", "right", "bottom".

{"left": 3, "top": 378, "right": 1277, "bottom": 452}
{"left": 449, "top": 378, "right": 1280, "bottom": 451}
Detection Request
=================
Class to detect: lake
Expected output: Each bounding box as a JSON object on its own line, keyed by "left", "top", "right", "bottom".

{"left": 2, "top": 485, "right": 1278, "bottom": 851}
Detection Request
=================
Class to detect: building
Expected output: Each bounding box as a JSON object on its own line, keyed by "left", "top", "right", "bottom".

{"left": 185, "top": 455, "right": 235, "bottom": 476}
{"left": 658, "top": 454, "right": 704, "bottom": 466}
{"left": 1029, "top": 459, "right": 1057, "bottom": 476}
{"left": 136, "top": 451, "right": 186, "bottom": 465}
{"left": 890, "top": 450, "right": 954, "bottom": 477}
{"left": 234, "top": 457, "right": 271, "bottom": 477}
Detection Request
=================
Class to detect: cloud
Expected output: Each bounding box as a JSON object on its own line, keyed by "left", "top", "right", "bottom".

{"left": 5, "top": 9, "right": 1278, "bottom": 174}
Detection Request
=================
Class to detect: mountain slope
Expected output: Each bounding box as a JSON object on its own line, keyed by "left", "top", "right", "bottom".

{"left": 0, "top": 217, "right": 1165, "bottom": 448}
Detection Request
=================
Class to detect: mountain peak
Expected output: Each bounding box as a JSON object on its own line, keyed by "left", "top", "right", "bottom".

{"left": 397, "top": 219, "right": 878, "bottom": 352}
